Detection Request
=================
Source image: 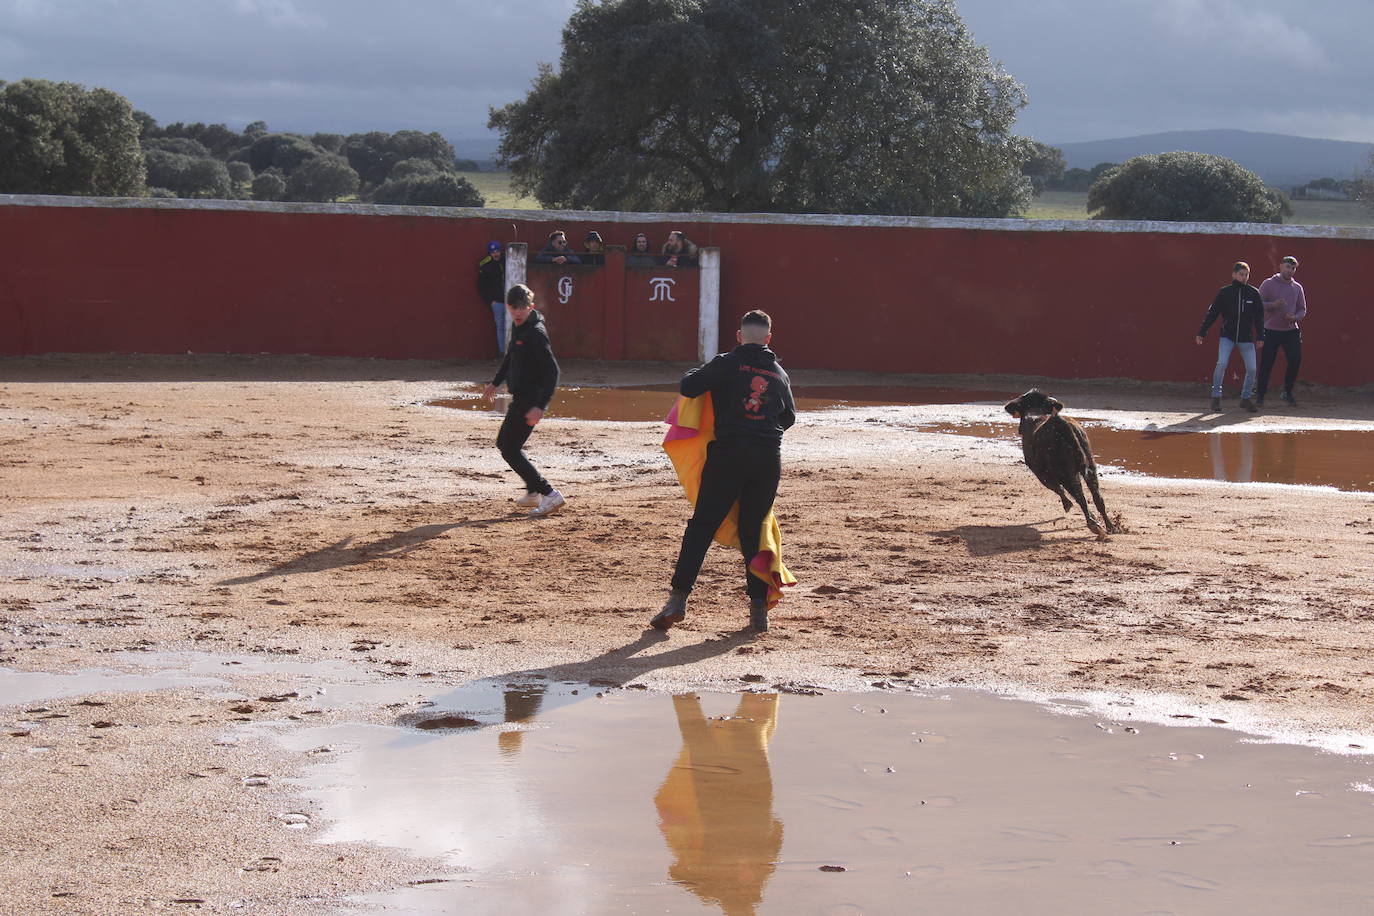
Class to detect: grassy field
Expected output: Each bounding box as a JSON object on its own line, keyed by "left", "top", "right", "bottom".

{"left": 459, "top": 170, "right": 540, "bottom": 210}
{"left": 1026, "top": 189, "right": 1374, "bottom": 227}
{"left": 458, "top": 171, "right": 1374, "bottom": 227}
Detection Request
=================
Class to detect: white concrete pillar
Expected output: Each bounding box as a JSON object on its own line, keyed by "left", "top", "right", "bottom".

{"left": 698, "top": 247, "right": 721, "bottom": 363}
{"left": 507, "top": 243, "right": 527, "bottom": 351}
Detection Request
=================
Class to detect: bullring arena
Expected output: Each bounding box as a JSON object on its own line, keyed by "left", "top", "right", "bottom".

{"left": 3, "top": 196, "right": 1374, "bottom": 913}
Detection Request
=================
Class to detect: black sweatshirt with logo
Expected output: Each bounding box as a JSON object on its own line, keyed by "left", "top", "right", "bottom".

{"left": 1198, "top": 280, "right": 1265, "bottom": 343}
{"left": 680, "top": 343, "right": 796, "bottom": 447}
{"left": 491, "top": 309, "right": 559, "bottom": 408}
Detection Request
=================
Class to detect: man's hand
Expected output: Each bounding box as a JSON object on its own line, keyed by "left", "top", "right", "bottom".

{"left": 525, "top": 406, "right": 544, "bottom": 427}
{"left": 1194, "top": 335, "right": 1204, "bottom": 345}
{"left": 482, "top": 384, "right": 498, "bottom": 401}
{"left": 553, "top": 255, "right": 567, "bottom": 264}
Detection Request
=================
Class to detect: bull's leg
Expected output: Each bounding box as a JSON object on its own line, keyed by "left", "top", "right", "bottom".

{"left": 1052, "top": 486, "right": 1073, "bottom": 512}
{"left": 1083, "top": 462, "right": 1119, "bottom": 533}
{"left": 1063, "top": 474, "right": 1102, "bottom": 535}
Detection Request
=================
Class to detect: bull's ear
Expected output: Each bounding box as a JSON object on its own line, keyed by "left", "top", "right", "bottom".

{"left": 1049, "top": 397, "right": 1065, "bottom": 414}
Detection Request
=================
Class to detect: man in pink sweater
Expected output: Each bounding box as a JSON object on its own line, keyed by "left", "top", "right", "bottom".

{"left": 1256, "top": 255, "right": 1307, "bottom": 407}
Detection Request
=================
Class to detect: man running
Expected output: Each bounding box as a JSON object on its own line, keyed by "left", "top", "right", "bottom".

{"left": 482, "top": 284, "right": 565, "bottom": 519}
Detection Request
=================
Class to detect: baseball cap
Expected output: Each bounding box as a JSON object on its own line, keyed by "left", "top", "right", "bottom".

{"left": 487, "top": 241, "right": 501, "bottom": 253}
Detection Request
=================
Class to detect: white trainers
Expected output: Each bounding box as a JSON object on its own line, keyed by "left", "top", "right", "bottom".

{"left": 528, "top": 489, "right": 565, "bottom": 519}
{"left": 514, "top": 492, "right": 541, "bottom": 508}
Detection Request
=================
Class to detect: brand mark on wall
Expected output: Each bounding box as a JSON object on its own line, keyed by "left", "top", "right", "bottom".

{"left": 557, "top": 276, "right": 574, "bottom": 304}
{"left": 649, "top": 277, "right": 677, "bottom": 302}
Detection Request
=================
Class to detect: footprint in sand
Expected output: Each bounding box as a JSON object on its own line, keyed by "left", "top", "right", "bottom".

{"left": 998, "top": 827, "right": 1071, "bottom": 843}
{"left": 1158, "top": 870, "right": 1220, "bottom": 890}
{"left": 856, "top": 826, "right": 902, "bottom": 846}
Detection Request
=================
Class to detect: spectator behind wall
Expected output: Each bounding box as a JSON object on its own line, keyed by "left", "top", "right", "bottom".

{"left": 534, "top": 230, "right": 581, "bottom": 265}
{"left": 627, "top": 232, "right": 657, "bottom": 267}
{"left": 583, "top": 230, "right": 605, "bottom": 266}
{"left": 662, "top": 230, "right": 698, "bottom": 268}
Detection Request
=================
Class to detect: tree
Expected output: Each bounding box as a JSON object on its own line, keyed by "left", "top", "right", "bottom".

{"left": 284, "top": 154, "right": 360, "bottom": 202}
{"left": 241, "top": 132, "right": 320, "bottom": 175}
{"left": 0, "top": 78, "right": 146, "bottom": 196}
{"left": 489, "top": 0, "right": 1031, "bottom": 216}
{"left": 344, "top": 130, "right": 459, "bottom": 188}
{"left": 143, "top": 148, "right": 232, "bottom": 198}
{"left": 143, "top": 136, "right": 211, "bottom": 158}
{"left": 252, "top": 170, "right": 286, "bottom": 201}
{"left": 1088, "top": 152, "right": 1290, "bottom": 223}
{"left": 1019, "top": 140, "right": 1065, "bottom": 195}
{"left": 372, "top": 172, "right": 484, "bottom": 207}
{"left": 226, "top": 161, "right": 253, "bottom": 186}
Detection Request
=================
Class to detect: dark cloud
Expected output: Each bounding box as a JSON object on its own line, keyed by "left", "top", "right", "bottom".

{"left": 957, "top": 0, "right": 1374, "bottom": 142}
{"left": 3, "top": 0, "right": 1372, "bottom": 148}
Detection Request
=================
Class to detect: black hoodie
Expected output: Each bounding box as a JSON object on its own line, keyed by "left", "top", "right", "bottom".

{"left": 680, "top": 343, "right": 796, "bottom": 446}
{"left": 1198, "top": 280, "right": 1265, "bottom": 343}
{"left": 491, "top": 309, "right": 559, "bottom": 408}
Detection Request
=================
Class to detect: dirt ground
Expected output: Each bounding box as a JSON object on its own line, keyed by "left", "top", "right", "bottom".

{"left": 3, "top": 354, "right": 1373, "bottom": 913}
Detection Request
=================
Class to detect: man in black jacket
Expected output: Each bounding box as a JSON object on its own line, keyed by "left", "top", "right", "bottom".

{"left": 482, "top": 284, "right": 565, "bottom": 518}
{"left": 652, "top": 310, "right": 796, "bottom": 633}
{"left": 476, "top": 241, "right": 507, "bottom": 357}
{"left": 1195, "top": 261, "right": 1265, "bottom": 413}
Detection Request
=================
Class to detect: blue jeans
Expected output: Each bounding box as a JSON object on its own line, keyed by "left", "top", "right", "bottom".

{"left": 491, "top": 301, "right": 508, "bottom": 356}
{"left": 1211, "top": 337, "right": 1256, "bottom": 399}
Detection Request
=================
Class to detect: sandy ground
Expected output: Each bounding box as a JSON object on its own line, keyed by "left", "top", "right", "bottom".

{"left": 3, "top": 354, "right": 1374, "bottom": 913}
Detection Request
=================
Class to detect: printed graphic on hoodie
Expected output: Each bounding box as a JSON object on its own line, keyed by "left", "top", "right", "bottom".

{"left": 744, "top": 376, "right": 769, "bottom": 418}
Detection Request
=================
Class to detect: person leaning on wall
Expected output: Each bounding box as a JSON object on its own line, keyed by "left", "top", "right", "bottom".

{"left": 476, "top": 241, "right": 507, "bottom": 357}
{"left": 661, "top": 230, "right": 698, "bottom": 268}
{"left": 534, "top": 230, "right": 581, "bottom": 265}
{"left": 582, "top": 230, "right": 606, "bottom": 266}
{"left": 627, "top": 232, "right": 657, "bottom": 267}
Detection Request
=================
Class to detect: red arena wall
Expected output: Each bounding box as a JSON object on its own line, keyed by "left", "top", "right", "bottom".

{"left": 2, "top": 196, "right": 1371, "bottom": 386}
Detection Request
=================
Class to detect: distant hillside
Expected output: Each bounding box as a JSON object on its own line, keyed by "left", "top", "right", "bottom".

{"left": 1055, "top": 129, "right": 1373, "bottom": 188}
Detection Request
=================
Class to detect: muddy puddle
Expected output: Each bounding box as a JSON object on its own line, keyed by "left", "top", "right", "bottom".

{"left": 929, "top": 423, "right": 1374, "bottom": 493}
{"left": 426, "top": 384, "right": 1017, "bottom": 423}
{"left": 429, "top": 386, "right": 1374, "bottom": 493}
{"left": 266, "top": 679, "right": 1374, "bottom": 916}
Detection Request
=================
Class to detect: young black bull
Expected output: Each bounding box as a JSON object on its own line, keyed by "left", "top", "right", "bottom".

{"left": 1003, "top": 389, "right": 1120, "bottom": 535}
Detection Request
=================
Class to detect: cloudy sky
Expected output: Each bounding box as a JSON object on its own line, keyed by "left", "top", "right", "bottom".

{"left": 3, "top": 0, "right": 1372, "bottom": 152}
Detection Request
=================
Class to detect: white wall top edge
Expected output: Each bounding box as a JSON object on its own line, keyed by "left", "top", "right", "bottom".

{"left": 3, "top": 192, "right": 1371, "bottom": 241}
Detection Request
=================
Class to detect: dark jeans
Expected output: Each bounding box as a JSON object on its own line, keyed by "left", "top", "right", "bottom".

{"left": 497, "top": 402, "right": 551, "bottom": 495}
{"left": 1258, "top": 328, "right": 1302, "bottom": 397}
{"left": 671, "top": 439, "right": 781, "bottom": 602}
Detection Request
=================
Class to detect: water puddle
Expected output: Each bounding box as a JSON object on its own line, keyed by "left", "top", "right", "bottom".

{"left": 0, "top": 666, "right": 224, "bottom": 708}
{"left": 426, "top": 384, "right": 1016, "bottom": 423}
{"left": 271, "top": 680, "right": 1374, "bottom": 915}
{"left": 429, "top": 386, "right": 1374, "bottom": 492}
{"left": 928, "top": 423, "right": 1374, "bottom": 493}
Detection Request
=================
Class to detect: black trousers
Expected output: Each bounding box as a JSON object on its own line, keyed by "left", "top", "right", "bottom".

{"left": 496, "top": 402, "right": 552, "bottom": 495}
{"left": 1258, "top": 328, "right": 1302, "bottom": 397}
{"left": 671, "top": 439, "right": 781, "bottom": 602}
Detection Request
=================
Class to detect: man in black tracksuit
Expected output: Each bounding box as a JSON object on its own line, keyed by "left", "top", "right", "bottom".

{"left": 1195, "top": 261, "right": 1265, "bottom": 413}
{"left": 652, "top": 310, "right": 796, "bottom": 633}
{"left": 482, "top": 284, "right": 565, "bottom": 519}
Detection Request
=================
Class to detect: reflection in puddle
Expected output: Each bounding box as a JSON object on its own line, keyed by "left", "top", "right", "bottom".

{"left": 281, "top": 682, "right": 1374, "bottom": 916}
{"left": 430, "top": 386, "right": 1374, "bottom": 492}
{"left": 656, "top": 693, "right": 782, "bottom": 915}
{"left": 932, "top": 423, "right": 1374, "bottom": 493}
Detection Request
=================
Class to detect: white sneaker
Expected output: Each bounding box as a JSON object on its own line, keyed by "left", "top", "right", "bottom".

{"left": 528, "top": 489, "right": 565, "bottom": 519}
{"left": 514, "top": 492, "right": 541, "bottom": 508}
